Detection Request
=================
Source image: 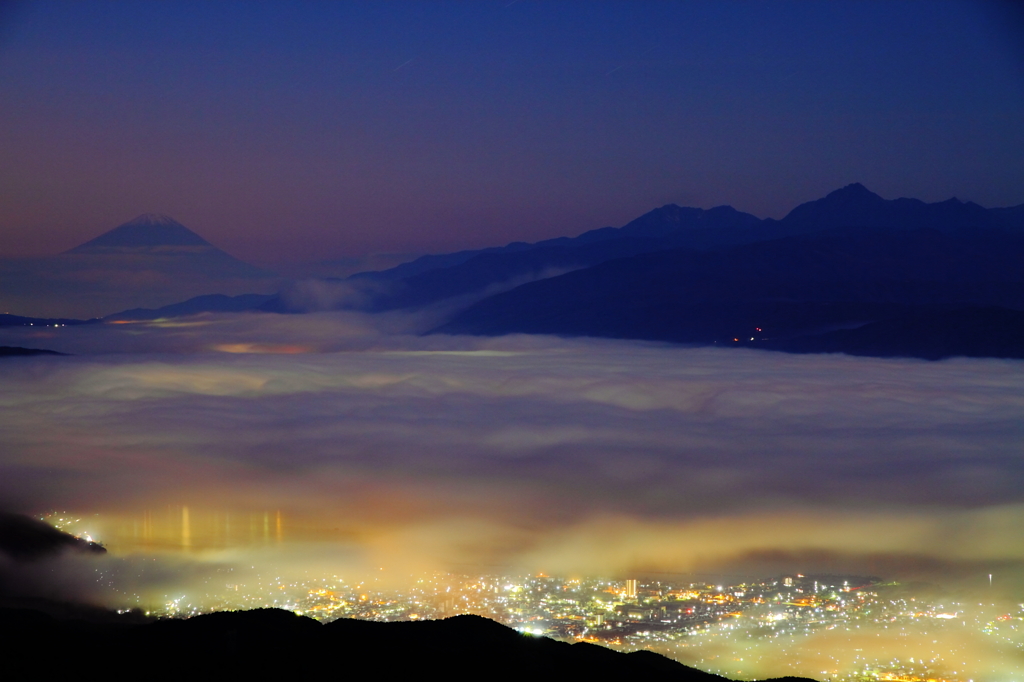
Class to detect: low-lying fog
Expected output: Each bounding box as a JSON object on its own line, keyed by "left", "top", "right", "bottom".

{"left": 2, "top": 311, "right": 1023, "bottom": 678}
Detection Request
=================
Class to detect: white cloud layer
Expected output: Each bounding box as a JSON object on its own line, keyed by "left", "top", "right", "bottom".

{"left": 2, "top": 312, "right": 1023, "bottom": 589}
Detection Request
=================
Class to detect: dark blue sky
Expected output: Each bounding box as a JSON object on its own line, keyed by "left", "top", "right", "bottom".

{"left": 1, "top": 0, "right": 1022, "bottom": 264}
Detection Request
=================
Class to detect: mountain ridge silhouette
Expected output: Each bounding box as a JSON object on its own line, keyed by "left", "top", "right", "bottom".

{"left": 0, "top": 606, "right": 818, "bottom": 681}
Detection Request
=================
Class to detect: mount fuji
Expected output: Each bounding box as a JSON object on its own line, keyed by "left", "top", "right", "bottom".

{"left": 0, "top": 214, "right": 280, "bottom": 318}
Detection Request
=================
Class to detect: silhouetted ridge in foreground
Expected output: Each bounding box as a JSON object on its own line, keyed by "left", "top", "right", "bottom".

{"left": 0, "top": 607, "right": 816, "bottom": 680}
{"left": 0, "top": 513, "right": 104, "bottom": 560}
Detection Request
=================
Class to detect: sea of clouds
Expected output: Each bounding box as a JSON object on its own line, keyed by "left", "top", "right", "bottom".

{"left": 2, "top": 310, "right": 1023, "bottom": 588}
{"left": 5, "top": 310, "right": 1024, "bottom": 678}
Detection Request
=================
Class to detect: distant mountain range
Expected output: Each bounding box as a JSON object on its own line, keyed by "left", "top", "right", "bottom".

{"left": 103, "top": 293, "right": 275, "bottom": 321}
{"left": 0, "top": 346, "right": 65, "bottom": 358}
{"left": 435, "top": 223, "right": 1024, "bottom": 355}
{"left": 341, "top": 183, "right": 1024, "bottom": 360}
{"left": 329, "top": 183, "right": 1024, "bottom": 314}
{"left": 425, "top": 184, "right": 1024, "bottom": 359}
{"left": 4, "top": 186, "right": 1024, "bottom": 360}
{"left": 0, "top": 214, "right": 281, "bottom": 319}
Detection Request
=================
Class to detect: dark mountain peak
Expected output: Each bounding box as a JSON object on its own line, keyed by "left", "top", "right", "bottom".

{"left": 826, "top": 182, "right": 883, "bottom": 202}
{"left": 705, "top": 204, "right": 743, "bottom": 215}
{"left": 618, "top": 203, "right": 757, "bottom": 238}
{"left": 781, "top": 184, "right": 1002, "bottom": 235}
{"left": 784, "top": 183, "right": 885, "bottom": 222}
{"left": 783, "top": 183, "right": 947, "bottom": 231}
{"left": 67, "top": 214, "right": 212, "bottom": 252}
{"left": 634, "top": 202, "right": 691, "bottom": 220}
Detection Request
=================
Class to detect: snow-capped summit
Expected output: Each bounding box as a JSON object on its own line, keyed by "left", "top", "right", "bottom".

{"left": 67, "top": 214, "right": 212, "bottom": 252}
{"left": 122, "top": 213, "right": 184, "bottom": 227}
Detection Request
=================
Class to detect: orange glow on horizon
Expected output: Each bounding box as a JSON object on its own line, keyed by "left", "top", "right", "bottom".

{"left": 213, "top": 343, "right": 312, "bottom": 354}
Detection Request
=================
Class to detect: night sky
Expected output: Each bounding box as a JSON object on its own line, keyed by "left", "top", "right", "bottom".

{"left": 1, "top": 0, "right": 1022, "bottom": 265}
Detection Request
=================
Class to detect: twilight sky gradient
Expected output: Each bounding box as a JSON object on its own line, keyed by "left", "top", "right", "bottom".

{"left": 1, "top": 0, "right": 1023, "bottom": 264}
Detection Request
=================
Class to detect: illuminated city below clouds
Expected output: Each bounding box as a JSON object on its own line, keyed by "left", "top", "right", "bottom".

{"left": 35, "top": 510, "right": 1024, "bottom": 680}
{"left": 3, "top": 315, "right": 1023, "bottom": 681}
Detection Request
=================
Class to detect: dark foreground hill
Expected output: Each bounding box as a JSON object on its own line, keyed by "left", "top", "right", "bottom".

{"left": 0, "top": 513, "right": 104, "bottom": 560}
{"left": 0, "top": 517, "right": 811, "bottom": 680}
{"left": 0, "top": 607, "right": 816, "bottom": 681}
